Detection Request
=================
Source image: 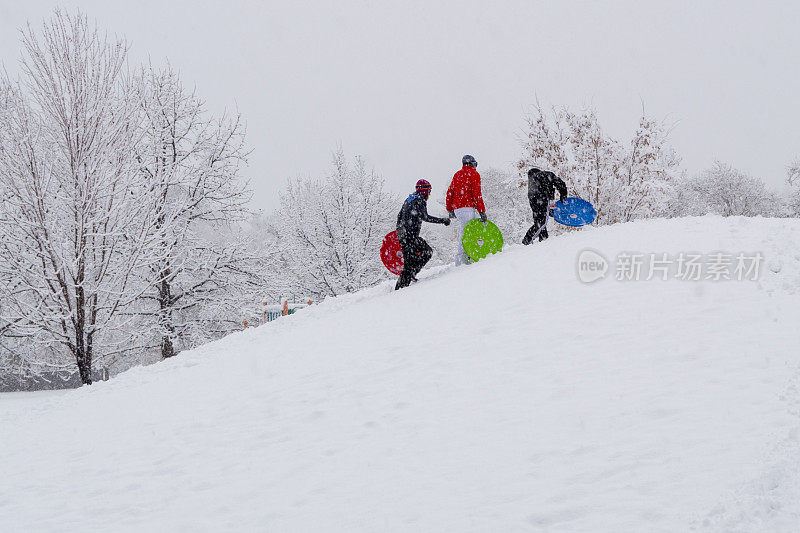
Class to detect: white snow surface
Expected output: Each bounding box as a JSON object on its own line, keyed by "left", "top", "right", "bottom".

{"left": 2, "top": 216, "right": 800, "bottom": 532}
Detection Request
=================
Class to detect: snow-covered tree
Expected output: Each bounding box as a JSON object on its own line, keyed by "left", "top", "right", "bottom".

{"left": 0, "top": 11, "right": 152, "bottom": 384}
{"left": 671, "top": 161, "right": 778, "bottom": 217}
{"left": 130, "top": 64, "right": 258, "bottom": 360}
{"left": 477, "top": 166, "right": 532, "bottom": 244}
{"left": 622, "top": 114, "right": 683, "bottom": 219}
{"left": 518, "top": 104, "right": 681, "bottom": 225}
{"left": 786, "top": 159, "right": 800, "bottom": 216}
{"left": 271, "top": 150, "right": 398, "bottom": 300}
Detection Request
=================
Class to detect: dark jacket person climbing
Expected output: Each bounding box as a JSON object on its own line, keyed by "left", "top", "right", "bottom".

{"left": 395, "top": 179, "right": 450, "bottom": 290}
{"left": 522, "top": 168, "right": 568, "bottom": 245}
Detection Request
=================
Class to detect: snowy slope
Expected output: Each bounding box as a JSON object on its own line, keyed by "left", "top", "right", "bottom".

{"left": 2, "top": 216, "right": 800, "bottom": 532}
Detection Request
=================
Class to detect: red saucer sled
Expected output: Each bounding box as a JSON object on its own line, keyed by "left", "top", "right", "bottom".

{"left": 380, "top": 231, "right": 404, "bottom": 275}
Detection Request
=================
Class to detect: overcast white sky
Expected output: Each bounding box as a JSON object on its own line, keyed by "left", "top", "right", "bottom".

{"left": 2, "top": 0, "right": 799, "bottom": 211}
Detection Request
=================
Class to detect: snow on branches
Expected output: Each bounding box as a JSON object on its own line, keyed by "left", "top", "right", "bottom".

{"left": 271, "top": 149, "right": 399, "bottom": 299}
{"left": 788, "top": 160, "right": 800, "bottom": 187}
{"left": 787, "top": 159, "right": 800, "bottom": 216}
{"left": 0, "top": 11, "right": 259, "bottom": 385}
{"left": 131, "top": 64, "right": 256, "bottom": 360}
{"left": 0, "top": 11, "right": 150, "bottom": 384}
{"left": 670, "top": 161, "right": 778, "bottom": 218}
{"left": 518, "top": 104, "right": 681, "bottom": 225}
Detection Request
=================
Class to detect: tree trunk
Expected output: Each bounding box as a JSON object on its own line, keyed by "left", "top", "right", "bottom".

{"left": 75, "top": 280, "right": 92, "bottom": 385}
{"left": 161, "top": 335, "right": 176, "bottom": 359}
{"left": 75, "top": 345, "right": 92, "bottom": 385}
{"left": 159, "top": 273, "right": 177, "bottom": 359}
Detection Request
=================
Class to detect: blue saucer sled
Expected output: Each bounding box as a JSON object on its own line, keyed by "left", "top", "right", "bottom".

{"left": 551, "top": 197, "right": 597, "bottom": 227}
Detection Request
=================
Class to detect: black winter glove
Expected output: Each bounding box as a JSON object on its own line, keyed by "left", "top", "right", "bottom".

{"left": 443, "top": 218, "right": 451, "bottom": 226}
{"left": 479, "top": 211, "right": 487, "bottom": 223}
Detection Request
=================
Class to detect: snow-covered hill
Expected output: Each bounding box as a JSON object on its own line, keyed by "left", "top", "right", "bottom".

{"left": 2, "top": 216, "right": 800, "bottom": 532}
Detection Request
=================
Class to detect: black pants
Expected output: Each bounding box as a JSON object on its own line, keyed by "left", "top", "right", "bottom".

{"left": 523, "top": 195, "right": 549, "bottom": 245}
{"left": 395, "top": 234, "right": 433, "bottom": 290}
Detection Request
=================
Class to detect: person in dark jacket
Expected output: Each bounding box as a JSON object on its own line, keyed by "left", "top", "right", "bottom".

{"left": 522, "top": 168, "right": 568, "bottom": 245}
{"left": 395, "top": 179, "right": 450, "bottom": 290}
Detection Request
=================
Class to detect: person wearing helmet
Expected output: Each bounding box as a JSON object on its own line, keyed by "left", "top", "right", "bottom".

{"left": 522, "top": 168, "right": 568, "bottom": 245}
{"left": 395, "top": 179, "right": 451, "bottom": 290}
{"left": 446, "top": 154, "right": 487, "bottom": 265}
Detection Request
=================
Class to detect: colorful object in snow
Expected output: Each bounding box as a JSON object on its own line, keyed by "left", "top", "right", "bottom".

{"left": 551, "top": 197, "right": 597, "bottom": 227}
{"left": 462, "top": 219, "right": 504, "bottom": 262}
{"left": 380, "top": 231, "right": 404, "bottom": 275}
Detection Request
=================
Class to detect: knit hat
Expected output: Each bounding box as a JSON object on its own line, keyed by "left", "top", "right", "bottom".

{"left": 415, "top": 179, "right": 432, "bottom": 197}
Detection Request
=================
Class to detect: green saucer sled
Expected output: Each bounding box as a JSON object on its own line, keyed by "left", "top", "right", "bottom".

{"left": 462, "top": 219, "right": 504, "bottom": 262}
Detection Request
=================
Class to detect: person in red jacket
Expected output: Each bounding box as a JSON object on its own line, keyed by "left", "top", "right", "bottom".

{"left": 446, "top": 154, "right": 487, "bottom": 265}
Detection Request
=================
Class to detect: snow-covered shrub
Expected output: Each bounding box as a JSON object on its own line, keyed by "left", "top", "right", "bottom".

{"left": 670, "top": 161, "right": 778, "bottom": 218}
{"left": 518, "top": 104, "right": 681, "bottom": 225}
